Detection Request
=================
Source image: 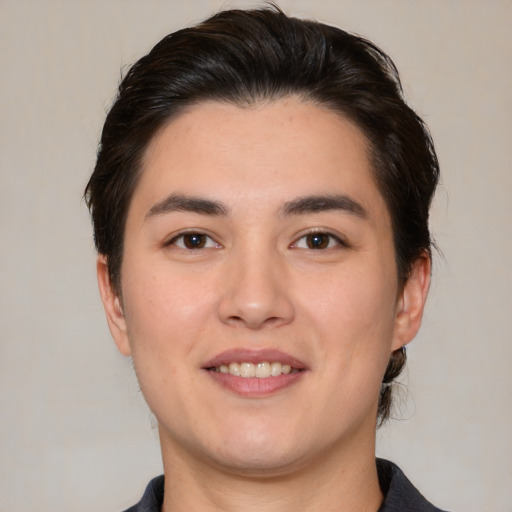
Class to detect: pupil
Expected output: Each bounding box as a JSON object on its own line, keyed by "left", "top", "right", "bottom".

{"left": 185, "top": 234, "right": 205, "bottom": 249}
{"left": 308, "top": 234, "right": 328, "bottom": 249}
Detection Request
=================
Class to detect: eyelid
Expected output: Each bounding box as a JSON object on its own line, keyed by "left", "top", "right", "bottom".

{"left": 290, "top": 228, "right": 349, "bottom": 249}
{"left": 165, "top": 230, "right": 222, "bottom": 249}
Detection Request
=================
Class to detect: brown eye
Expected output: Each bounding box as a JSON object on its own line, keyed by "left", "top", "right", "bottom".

{"left": 292, "top": 231, "right": 345, "bottom": 250}
{"left": 183, "top": 233, "right": 207, "bottom": 248}
{"left": 306, "top": 233, "right": 330, "bottom": 249}
{"left": 170, "top": 233, "right": 219, "bottom": 249}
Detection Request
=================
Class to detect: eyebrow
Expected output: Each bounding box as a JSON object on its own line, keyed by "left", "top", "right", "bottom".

{"left": 146, "top": 193, "right": 229, "bottom": 219}
{"left": 282, "top": 194, "right": 367, "bottom": 219}
{"left": 145, "top": 193, "right": 367, "bottom": 220}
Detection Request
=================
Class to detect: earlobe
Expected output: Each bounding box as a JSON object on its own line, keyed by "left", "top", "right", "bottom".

{"left": 392, "top": 253, "right": 431, "bottom": 351}
{"left": 96, "top": 255, "right": 132, "bottom": 356}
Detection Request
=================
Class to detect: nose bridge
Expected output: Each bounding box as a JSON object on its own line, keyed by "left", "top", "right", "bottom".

{"left": 218, "top": 236, "right": 294, "bottom": 329}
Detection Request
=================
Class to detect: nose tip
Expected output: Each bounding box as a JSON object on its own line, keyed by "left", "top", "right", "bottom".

{"left": 217, "top": 257, "right": 295, "bottom": 330}
{"left": 224, "top": 304, "right": 289, "bottom": 330}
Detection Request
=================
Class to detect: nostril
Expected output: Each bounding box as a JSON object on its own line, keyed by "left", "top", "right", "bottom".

{"left": 217, "top": 275, "right": 295, "bottom": 329}
{"left": 226, "top": 315, "right": 285, "bottom": 329}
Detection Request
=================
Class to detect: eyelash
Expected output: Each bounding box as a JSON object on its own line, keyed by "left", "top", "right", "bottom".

{"left": 166, "top": 232, "right": 220, "bottom": 250}
{"left": 165, "top": 230, "right": 348, "bottom": 251}
{"left": 291, "top": 230, "right": 348, "bottom": 250}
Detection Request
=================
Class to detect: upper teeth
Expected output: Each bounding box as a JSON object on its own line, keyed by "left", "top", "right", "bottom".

{"left": 215, "top": 362, "right": 293, "bottom": 378}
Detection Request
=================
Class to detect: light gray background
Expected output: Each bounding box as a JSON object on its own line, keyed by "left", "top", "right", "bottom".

{"left": 1, "top": 1, "right": 511, "bottom": 511}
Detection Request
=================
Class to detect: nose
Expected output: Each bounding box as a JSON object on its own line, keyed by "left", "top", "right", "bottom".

{"left": 217, "top": 244, "right": 295, "bottom": 330}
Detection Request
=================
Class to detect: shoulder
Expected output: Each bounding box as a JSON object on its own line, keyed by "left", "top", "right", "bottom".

{"left": 377, "top": 459, "right": 450, "bottom": 512}
{"left": 121, "top": 475, "right": 164, "bottom": 512}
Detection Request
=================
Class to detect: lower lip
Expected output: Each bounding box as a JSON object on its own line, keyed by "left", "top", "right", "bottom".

{"left": 206, "top": 370, "right": 305, "bottom": 397}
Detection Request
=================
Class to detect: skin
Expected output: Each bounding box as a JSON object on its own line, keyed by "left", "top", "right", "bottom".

{"left": 98, "top": 98, "right": 430, "bottom": 512}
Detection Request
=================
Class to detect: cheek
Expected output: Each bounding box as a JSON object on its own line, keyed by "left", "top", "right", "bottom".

{"left": 299, "top": 263, "right": 398, "bottom": 359}
{"left": 119, "top": 263, "right": 214, "bottom": 411}
{"left": 120, "top": 261, "right": 217, "bottom": 358}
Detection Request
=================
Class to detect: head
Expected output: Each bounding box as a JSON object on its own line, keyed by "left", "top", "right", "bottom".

{"left": 85, "top": 7, "right": 438, "bottom": 427}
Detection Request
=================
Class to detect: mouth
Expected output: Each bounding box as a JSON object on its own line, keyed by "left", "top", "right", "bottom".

{"left": 202, "top": 349, "right": 307, "bottom": 396}
{"left": 209, "top": 361, "right": 302, "bottom": 378}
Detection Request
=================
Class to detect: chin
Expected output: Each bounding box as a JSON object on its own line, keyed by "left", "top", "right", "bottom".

{"left": 207, "top": 446, "right": 307, "bottom": 477}
{"left": 197, "top": 422, "right": 309, "bottom": 475}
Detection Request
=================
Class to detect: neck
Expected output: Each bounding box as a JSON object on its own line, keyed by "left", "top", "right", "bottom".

{"left": 159, "top": 424, "right": 383, "bottom": 512}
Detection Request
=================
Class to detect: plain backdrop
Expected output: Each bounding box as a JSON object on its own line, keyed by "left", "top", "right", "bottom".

{"left": 1, "top": 1, "right": 511, "bottom": 511}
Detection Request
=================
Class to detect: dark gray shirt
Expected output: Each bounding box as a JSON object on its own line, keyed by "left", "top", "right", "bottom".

{"left": 122, "top": 459, "right": 447, "bottom": 512}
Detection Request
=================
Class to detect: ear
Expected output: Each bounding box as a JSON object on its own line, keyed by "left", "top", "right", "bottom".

{"left": 392, "top": 253, "right": 431, "bottom": 351}
{"left": 96, "top": 255, "right": 131, "bottom": 356}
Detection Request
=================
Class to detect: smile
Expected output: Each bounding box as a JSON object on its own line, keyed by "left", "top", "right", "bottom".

{"left": 203, "top": 349, "right": 307, "bottom": 396}
{"left": 212, "top": 361, "right": 299, "bottom": 378}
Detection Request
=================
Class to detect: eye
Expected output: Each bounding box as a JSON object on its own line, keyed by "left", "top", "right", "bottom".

{"left": 168, "top": 232, "right": 220, "bottom": 250}
{"left": 292, "top": 231, "right": 345, "bottom": 250}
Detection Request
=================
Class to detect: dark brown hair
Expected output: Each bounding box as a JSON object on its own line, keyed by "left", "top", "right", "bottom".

{"left": 85, "top": 6, "right": 439, "bottom": 423}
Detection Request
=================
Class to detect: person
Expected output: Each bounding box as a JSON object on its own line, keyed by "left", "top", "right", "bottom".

{"left": 85, "top": 6, "right": 445, "bottom": 512}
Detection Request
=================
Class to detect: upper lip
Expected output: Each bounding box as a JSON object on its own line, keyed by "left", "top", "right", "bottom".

{"left": 202, "top": 349, "right": 307, "bottom": 370}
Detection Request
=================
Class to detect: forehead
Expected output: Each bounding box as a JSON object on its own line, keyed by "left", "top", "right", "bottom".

{"left": 132, "top": 98, "right": 388, "bottom": 222}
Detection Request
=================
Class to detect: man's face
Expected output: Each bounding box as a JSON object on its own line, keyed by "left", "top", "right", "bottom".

{"left": 98, "top": 98, "right": 428, "bottom": 475}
